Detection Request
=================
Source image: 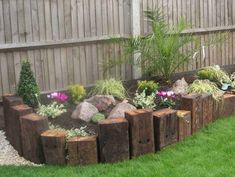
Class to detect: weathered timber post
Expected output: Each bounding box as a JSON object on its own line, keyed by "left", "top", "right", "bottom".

{"left": 41, "top": 130, "right": 67, "bottom": 165}
{"left": 125, "top": 109, "right": 155, "bottom": 157}
{"left": 98, "top": 118, "right": 129, "bottom": 163}
{"left": 153, "top": 108, "right": 178, "bottom": 151}
{"left": 131, "top": 0, "right": 142, "bottom": 79}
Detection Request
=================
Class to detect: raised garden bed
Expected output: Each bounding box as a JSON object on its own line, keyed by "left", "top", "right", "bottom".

{"left": 3, "top": 91, "right": 235, "bottom": 166}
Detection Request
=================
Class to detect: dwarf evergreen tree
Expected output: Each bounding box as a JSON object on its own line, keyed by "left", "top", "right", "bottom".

{"left": 17, "top": 60, "right": 40, "bottom": 107}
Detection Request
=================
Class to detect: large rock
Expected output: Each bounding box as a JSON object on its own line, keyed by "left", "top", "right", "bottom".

{"left": 71, "top": 102, "right": 98, "bottom": 122}
{"left": 108, "top": 102, "right": 136, "bottom": 119}
{"left": 85, "top": 95, "right": 116, "bottom": 111}
{"left": 172, "top": 77, "right": 188, "bottom": 95}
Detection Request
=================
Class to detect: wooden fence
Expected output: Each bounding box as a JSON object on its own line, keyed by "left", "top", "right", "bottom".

{"left": 0, "top": 0, "right": 235, "bottom": 96}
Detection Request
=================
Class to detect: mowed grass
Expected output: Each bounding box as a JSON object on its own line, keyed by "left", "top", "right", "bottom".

{"left": 1, "top": 116, "right": 235, "bottom": 177}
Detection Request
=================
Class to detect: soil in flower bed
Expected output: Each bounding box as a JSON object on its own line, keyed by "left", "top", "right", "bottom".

{"left": 48, "top": 104, "right": 98, "bottom": 134}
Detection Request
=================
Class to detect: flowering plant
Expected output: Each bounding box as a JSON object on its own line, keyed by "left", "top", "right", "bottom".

{"left": 47, "top": 92, "right": 69, "bottom": 103}
{"left": 37, "top": 101, "right": 67, "bottom": 119}
{"left": 133, "top": 89, "right": 156, "bottom": 109}
{"left": 156, "top": 91, "right": 176, "bottom": 108}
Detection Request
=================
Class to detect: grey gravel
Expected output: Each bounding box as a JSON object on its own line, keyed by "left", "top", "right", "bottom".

{"left": 0, "top": 130, "right": 37, "bottom": 166}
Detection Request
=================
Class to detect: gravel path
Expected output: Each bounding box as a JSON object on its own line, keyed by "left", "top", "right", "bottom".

{"left": 0, "top": 130, "right": 36, "bottom": 166}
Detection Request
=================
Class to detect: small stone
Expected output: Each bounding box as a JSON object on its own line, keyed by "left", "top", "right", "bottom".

{"left": 108, "top": 102, "right": 136, "bottom": 119}
{"left": 172, "top": 77, "right": 189, "bottom": 95}
{"left": 71, "top": 102, "right": 98, "bottom": 122}
{"left": 0, "top": 130, "right": 37, "bottom": 166}
{"left": 85, "top": 95, "right": 116, "bottom": 111}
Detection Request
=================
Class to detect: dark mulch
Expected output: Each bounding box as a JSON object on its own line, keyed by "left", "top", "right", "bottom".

{"left": 48, "top": 104, "right": 98, "bottom": 134}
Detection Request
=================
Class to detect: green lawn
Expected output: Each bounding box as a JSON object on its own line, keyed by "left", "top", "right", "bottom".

{"left": 1, "top": 116, "right": 235, "bottom": 177}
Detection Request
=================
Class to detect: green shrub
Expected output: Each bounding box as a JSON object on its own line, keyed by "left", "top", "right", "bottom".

{"left": 137, "top": 80, "right": 159, "bottom": 95}
{"left": 37, "top": 102, "right": 67, "bottom": 118}
{"left": 133, "top": 89, "right": 156, "bottom": 109}
{"left": 17, "top": 60, "right": 40, "bottom": 107}
{"left": 188, "top": 79, "right": 224, "bottom": 102}
{"left": 68, "top": 84, "right": 86, "bottom": 104}
{"left": 105, "top": 9, "right": 200, "bottom": 82}
{"left": 91, "top": 113, "right": 106, "bottom": 123}
{"left": 197, "top": 65, "right": 231, "bottom": 85}
{"left": 89, "top": 78, "right": 126, "bottom": 100}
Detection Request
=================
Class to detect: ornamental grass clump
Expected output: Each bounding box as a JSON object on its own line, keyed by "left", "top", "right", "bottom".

{"left": 89, "top": 78, "right": 126, "bottom": 100}
{"left": 17, "top": 60, "right": 40, "bottom": 108}
{"left": 188, "top": 79, "right": 224, "bottom": 102}
{"left": 197, "top": 65, "right": 232, "bottom": 85}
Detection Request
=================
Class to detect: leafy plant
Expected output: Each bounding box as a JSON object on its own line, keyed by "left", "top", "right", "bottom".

{"left": 156, "top": 91, "right": 176, "bottom": 108}
{"left": 197, "top": 65, "right": 232, "bottom": 85}
{"left": 17, "top": 60, "right": 40, "bottom": 107}
{"left": 104, "top": 9, "right": 200, "bottom": 82}
{"left": 66, "top": 126, "right": 93, "bottom": 138}
{"left": 89, "top": 78, "right": 126, "bottom": 100}
{"left": 187, "top": 79, "right": 224, "bottom": 102}
{"left": 133, "top": 89, "right": 156, "bottom": 109}
{"left": 91, "top": 113, "right": 106, "bottom": 123}
{"left": 137, "top": 80, "right": 159, "bottom": 95}
{"left": 37, "top": 102, "right": 67, "bottom": 118}
{"left": 49, "top": 123, "right": 94, "bottom": 139}
{"left": 68, "top": 84, "right": 86, "bottom": 104}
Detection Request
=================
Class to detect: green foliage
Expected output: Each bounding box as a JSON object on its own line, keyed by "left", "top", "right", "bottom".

{"left": 49, "top": 123, "right": 94, "bottom": 138}
{"left": 91, "top": 113, "right": 106, "bottom": 123}
{"left": 17, "top": 60, "right": 40, "bottom": 107}
{"left": 137, "top": 80, "right": 159, "bottom": 95}
{"left": 68, "top": 84, "right": 86, "bottom": 104}
{"left": 133, "top": 89, "right": 156, "bottom": 109}
{"left": 188, "top": 79, "right": 224, "bottom": 102}
{"left": 159, "top": 99, "right": 176, "bottom": 109}
{"left": 66, "top": 126, "right": 92, "bottom": 138}
{"left": 37, "top": 102, "right": 67, "bottom": 118}
{"left": 89, "top": 78, "right": 126, "bottom": 100}
{"left": 197, "top": 65, "right": 232, "bottom": 85}
{"left": 105, "top": 9, "right": 200, "bottom": 82}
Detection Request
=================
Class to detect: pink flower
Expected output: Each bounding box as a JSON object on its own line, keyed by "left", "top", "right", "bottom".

{"left": 48, "top": 92, "right": 69, "bottom": 102}
{"left": 157, "top": 91, "right": 175, "bottom": 98}
{"left": 51, "top": 92, "right": 58, "bottom": 98}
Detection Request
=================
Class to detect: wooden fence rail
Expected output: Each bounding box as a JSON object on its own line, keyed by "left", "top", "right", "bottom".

{"left": 0, "top": 0, "right": 235, "bottom": 97}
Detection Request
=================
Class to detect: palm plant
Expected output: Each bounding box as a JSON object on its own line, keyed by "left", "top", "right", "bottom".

{"left": 104, "top": 9, "right": 200, "bottom": 82}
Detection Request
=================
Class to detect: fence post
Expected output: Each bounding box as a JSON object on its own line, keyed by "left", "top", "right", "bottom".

{"left": 131, "top": 0, "right": 142, "bottom": 79}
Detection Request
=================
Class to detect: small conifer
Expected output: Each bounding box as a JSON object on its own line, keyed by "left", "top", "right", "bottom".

{"left": 17, "top": 60, "right": 40, "bottom": 107}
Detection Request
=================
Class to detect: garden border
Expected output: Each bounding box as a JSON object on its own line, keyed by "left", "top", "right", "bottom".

{"left": 2, "top": 92, "right": 235, "bottom": 165}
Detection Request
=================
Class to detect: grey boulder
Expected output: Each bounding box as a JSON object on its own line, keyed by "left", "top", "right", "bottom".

{"left": 85, "top": 95, "right": 116, "bottom": 111}
{"left": 71, "top": 102, "right": 98, "bottom": 122}
{"left": 172, "top": 77, "right": 189, "bottom": 95}
{"left": 108, "top": 102, "right": 136, "bottom": 119}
